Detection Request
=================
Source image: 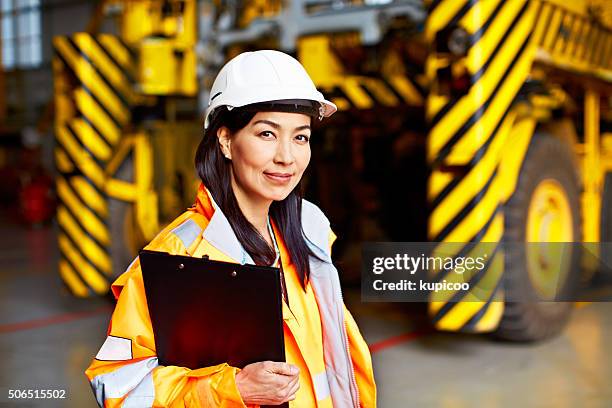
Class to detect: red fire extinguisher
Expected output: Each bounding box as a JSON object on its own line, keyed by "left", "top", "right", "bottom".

{"left": 19, "top": 175, "right": 55, "bottom": 225}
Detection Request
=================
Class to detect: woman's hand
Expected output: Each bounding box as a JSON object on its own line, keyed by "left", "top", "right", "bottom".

{"left": 235, "top": 361, "right": 300, "bottom": 405}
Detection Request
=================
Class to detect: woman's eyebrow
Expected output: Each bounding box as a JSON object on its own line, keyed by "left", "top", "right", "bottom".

{"left": 253, "top": 120, "right": 311, "bottom": 132}
{"left": 253, "top": 119, "right": 280, "bottom": 129}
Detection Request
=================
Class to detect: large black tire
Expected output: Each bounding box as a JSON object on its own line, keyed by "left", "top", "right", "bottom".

{"left": 494, "top": 133, "right": 581, "bottom": 342}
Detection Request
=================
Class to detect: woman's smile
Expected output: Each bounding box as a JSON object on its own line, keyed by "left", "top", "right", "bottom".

{"left": 263, "top": 171, "right": 294, "bottom": 184}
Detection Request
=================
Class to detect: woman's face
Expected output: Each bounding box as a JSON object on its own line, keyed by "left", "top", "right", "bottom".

{"left": 218, "top": 111, "right": 312, "bottom": 203}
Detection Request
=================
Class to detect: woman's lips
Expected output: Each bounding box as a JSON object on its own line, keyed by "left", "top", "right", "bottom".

{"left": 264, "top": 172, "right": 293, "bottom": 184}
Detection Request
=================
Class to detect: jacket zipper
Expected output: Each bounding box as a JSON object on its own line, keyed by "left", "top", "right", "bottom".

{"left": 337, "top": 282, "right": 361, "bottom": 407}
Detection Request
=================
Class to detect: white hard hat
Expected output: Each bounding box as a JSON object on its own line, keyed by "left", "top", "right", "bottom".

{"left": 204, "top": 50, "right": 337, "bottom": 129}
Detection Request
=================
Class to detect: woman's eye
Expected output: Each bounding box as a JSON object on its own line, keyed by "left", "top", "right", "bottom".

{"left": 295, "top": 134, "right": 310, "bottom": 143}
{"left": 259, "top": 131, "right": 275, "bottom": 138}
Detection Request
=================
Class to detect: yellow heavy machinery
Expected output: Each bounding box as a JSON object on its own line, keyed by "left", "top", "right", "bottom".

{"left": 53, "top": 0, "right": 612, "bottom": 341}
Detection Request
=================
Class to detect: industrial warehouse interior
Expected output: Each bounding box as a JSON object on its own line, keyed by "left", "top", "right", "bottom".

{"left": 1, "top": 0, "right": 611, "bottom": 407}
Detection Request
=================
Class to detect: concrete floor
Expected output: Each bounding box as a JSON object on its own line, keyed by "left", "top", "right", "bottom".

{"left": 1, "top": 218, "right": 611, "bottom": 408}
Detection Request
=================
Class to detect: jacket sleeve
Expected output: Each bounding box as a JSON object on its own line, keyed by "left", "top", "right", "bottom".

{"left": 84, "top": 257, "right": 249, "bottom": 408}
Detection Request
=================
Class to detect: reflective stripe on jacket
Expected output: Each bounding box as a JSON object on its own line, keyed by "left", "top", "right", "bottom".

{"left": 85, "top": 183, "right": 376, "bottom": 407}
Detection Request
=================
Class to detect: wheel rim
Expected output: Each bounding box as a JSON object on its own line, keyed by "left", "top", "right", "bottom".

{"left": 526, "top": 178, "right": 574, "bottom": 300}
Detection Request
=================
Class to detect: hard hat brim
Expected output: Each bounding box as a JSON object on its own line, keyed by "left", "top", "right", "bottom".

{"left": 204, "top": 87, "right": 337, "bottom": 129}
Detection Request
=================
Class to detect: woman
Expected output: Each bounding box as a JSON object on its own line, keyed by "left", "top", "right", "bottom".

{"left": 85, "top": 50, "right": 376, "bottom": 407}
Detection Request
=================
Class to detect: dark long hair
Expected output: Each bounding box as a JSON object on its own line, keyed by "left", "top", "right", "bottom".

{"left": 195, "top": 105, "right": 323, "bottom": 290}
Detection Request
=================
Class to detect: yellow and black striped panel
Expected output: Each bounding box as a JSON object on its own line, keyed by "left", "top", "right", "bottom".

{"left": 317, "top": 75, "right": 424, "bottom": 111}
{"left": 534, "top": 1, "right": 612, "bottom": 76}
{"left": 54, "top": 130, "right": 113, "bottom": 296}
{"left": 425, "top": 0, "right": 542, "bottom": 332}
{"left": 53, "top": 34, "right": 136, "bottom": 297}
{"left": 53, "top": 34, "right": 134, "bottom": 135}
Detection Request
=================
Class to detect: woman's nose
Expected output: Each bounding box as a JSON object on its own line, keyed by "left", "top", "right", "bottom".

{"left": 274, "top": 139, "right": 295, "bottom": 164}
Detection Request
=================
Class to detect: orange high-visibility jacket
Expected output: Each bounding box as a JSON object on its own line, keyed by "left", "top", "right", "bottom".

{"left": 85, "top": 183, "right": 376, "bottom": 407}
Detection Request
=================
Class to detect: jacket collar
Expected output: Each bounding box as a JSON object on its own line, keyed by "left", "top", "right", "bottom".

{"left": 193, "top": 182, "right": 331, "bottom": 264}
{"left": 194, "top": 183, "right": 254, "bottom": 264}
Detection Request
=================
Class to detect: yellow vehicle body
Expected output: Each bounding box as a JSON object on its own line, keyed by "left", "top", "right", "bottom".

{"left": 53, "top": 0, "right": 612, "bottom": 339}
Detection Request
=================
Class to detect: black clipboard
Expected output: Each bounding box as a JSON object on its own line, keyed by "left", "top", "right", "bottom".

{"left": 139, "top": 249, "right": 288, "bottom": 407}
